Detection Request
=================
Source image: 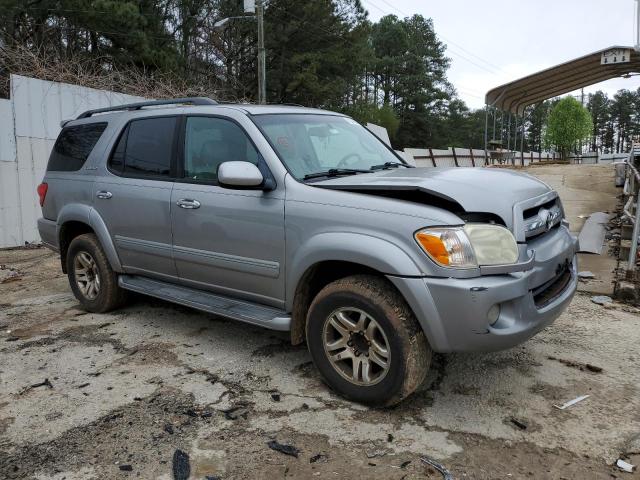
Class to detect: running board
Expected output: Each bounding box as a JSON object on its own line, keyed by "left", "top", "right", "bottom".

{"left": 118, "top": 275, "right": 291, "bottom": 331}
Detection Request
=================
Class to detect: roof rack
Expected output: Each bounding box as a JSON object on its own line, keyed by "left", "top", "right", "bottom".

{"left": 76, "top": 97, "right": 217, "bottom": 119}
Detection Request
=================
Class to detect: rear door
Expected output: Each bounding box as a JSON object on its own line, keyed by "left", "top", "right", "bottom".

{"left": 170, "top": 115, "right": 286, "bottom": 306}
{"left": 93, "top": 116, "right": 179, "bottom": 278}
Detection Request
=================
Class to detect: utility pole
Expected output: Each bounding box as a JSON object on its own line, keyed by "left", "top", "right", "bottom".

{"left": 257, "top": 0, "right": 266, "bottom": 104}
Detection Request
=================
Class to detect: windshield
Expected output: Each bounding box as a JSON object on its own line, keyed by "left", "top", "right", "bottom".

{"left": 252, "top": 114, "right": 404, "bottom": 180}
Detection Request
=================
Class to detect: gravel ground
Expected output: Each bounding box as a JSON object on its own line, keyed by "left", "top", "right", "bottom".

{"left": 1, "top": 246, "right": 639, "bottom": 480}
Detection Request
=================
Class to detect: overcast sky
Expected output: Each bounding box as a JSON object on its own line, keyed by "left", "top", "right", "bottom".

{"left": 365, "top": 0, "right": 639, "bottom": 109}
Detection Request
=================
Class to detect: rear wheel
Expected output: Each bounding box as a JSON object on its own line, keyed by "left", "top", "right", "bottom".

{"left": 66, "top": 234, "right": 127, "bottom": 313}
{"left": 306, "top": 274, "right": 431, "bottom": 406}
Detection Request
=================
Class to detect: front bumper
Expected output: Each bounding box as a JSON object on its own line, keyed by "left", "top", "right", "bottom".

{"left": 388, "top": 225, "right": 579, "bottom": 353}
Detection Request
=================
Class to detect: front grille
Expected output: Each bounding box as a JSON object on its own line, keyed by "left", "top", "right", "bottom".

{"left": 532, "top": 262, "right": 573, "bottom": 308}
{"left": 522, "top": 197, "right": 563, "bottom": 239}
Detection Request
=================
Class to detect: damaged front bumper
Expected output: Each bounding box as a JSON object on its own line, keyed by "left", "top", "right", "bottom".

{"left": 388, "top": 225, "right": 579, "bottom": 353}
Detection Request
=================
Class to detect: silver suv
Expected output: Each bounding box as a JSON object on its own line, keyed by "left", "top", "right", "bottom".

{"left": 37, "top": 98, "right": 578, "bottom": 406}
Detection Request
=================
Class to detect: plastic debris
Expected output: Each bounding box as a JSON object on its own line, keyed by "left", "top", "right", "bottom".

{"left": 119, "top": 464, "right": 133, "bottom": 471}
{"left": 267, "top": 440, "right": 300, "bottom": 458}
{"left": 309, "top": 453, "right": 328, "bottom": 463}
{"left": 420, "top": 457, "right": 453, "bottom": 480}
{"left": 164, "top": 424, "right": 174, "bottom": 435}
{"left": 510, "top": 418, "right": 528, "bottom": 430}
{"left": 270, "top": 392, "right": 281, "bottom": 402}
{"left": 591, "top": 295, "right": 613, "bottom": 305}
{"left": 19, "top": 378, "right": 53, "bottom": 395}
{"left": 616, "top": 459, "right": 635, "bottom": 473}
{"left": 553, "top": 394, "right": 590, "bottom": 410}
{"left": 172, "top": 449, "right": 191, "bottom": 480}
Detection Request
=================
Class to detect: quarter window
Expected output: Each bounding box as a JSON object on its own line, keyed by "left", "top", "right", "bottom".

{"left": 47, "top": 123, "right": 107, "bottom": 171}
{"left": 183, "top": 117, "right": 259, "bottom": 182}
{"left": 109, "top": 117, "right": 176, "bottom": 177}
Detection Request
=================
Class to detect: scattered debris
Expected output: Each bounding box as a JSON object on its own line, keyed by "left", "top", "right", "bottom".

{"left": 119, "top": 464, "right": 133, "bottom": 471}
{"left": 172, "top": 449, "right": 191, "bottom": 480}
{"left": 510, "top": 418, "right": 528, "bottom": 430}
{"left": 366, "top": 450, "right": 386, "bottom": 458}
{"left": 164, "top": 424, "right": 174, "bottom": 435}
{"left": 77, "top": 383, "right": 90, "bottom": 389}
{"left": 223, "top": 405, "right": 249, "bottom": 420}
{"left": 591, "top": 295, "right": 613, "bottom": 305}
{"left": 547, "top": 356, "right": 603, "bottom": 373}
{"left": 0, "top": 269, "right": 22, "bottom": 283}
{"left": 6, "top": 336, "right": 19, "bottom": 342}
{"left": 400, "top": 460, "right": 411, "bottom": 468}
{"left": 19, "top": 378, "right": 53, "bottom": 395}
{"left": 204, "top": 476, "right": 221, "bottom": 480}
{"left": 270, "top": 392, "right": 281, "bottom": 402}
{"left": 185, "top": 409, "right": 199, "bottom": 418}
{"left": 310, "top": 453, "right": 328, "bottom": 463}
{"left": 616, "top": 459, "right": 635, "bottom": 473}
{"left": 553, "top": 395, "right": 590, "bottom": 410}
{"left": 420, "top": 457, "right": 453, "bottom": 480}
{"left": 578, "top": 271, "right": 596, "bottom": 280}
{"left": 387, "top": 433, "right": 394, "bottom": 442}
{"left": 267, "top": 440, "right": 300, "bottom": 458}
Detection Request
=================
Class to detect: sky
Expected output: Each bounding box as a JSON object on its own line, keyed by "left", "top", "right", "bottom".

{"left": 365, "top": 0, "right": 639, "bottom": 109}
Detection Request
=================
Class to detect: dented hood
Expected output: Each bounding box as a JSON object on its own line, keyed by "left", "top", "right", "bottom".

{"left": 313, "top": 167, "right": 552, "bottom": 228}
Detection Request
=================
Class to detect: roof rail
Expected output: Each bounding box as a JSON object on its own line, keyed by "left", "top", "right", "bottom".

{"left": 76, "top": 97, "right": 217, "bottom": 119}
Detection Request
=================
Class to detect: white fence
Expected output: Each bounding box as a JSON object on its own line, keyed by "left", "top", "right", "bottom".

{"left": 0, "top": 75, "right": 144, "bottom": 248}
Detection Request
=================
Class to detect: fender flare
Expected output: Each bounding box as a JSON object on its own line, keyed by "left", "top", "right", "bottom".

{"left": 57, "top": 204, "right": 123, "bottom": 272}
{"left": 285, "top": 232, "right": 422, "bottom": 310}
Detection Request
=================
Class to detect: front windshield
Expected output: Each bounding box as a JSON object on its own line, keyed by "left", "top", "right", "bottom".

{"left": 252, "top": 114, "right": 403, "bottom": 179}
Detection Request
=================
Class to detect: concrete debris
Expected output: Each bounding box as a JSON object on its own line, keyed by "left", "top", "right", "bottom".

{"left": 591, "top": 295, "right": 613, "bottom": 305}
{"left": 616, "top": 459, "right": 635, "bottom": 473}
{"left": 577, "top": 271, "right": 596, "bottom": 280}
{"left": 366, "top": 449, "right": 387, "bottom": 458}
{"left": 267, "top": 440, "right": 300, "bottom": 458}
{"left": 553, "top": 395, "right": 590, "bottom": 410}
{"left": 172, "top": 449, "right": 191, "bottom": 480}
{"left": 420, "top": 457, "right": 453, "bottom": 480}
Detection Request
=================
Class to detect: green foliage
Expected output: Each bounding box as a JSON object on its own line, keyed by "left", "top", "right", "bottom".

{"left": 544, "top": 97, "right": 593, "bottom": 157}
{"left": 342, "top": 101, "right": 400, "bottom": 139}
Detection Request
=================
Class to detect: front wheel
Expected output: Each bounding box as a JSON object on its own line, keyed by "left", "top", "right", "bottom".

{"left": 66, "top": 233, "right": 127, "bottom": 313}
{"left": 306, "top": 275, "right": 431, "bottom": 406}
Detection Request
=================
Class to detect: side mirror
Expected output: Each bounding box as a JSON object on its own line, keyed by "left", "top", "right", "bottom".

{"left": 218, "top": 161, "right": 264, "bottom": 189}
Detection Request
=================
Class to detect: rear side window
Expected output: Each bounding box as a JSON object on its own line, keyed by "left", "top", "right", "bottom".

{"left": 47, "top": 123, "right": 107, "bottom": 171}
{"left": 109, "top": 117, "right": 176, "bottom": 178}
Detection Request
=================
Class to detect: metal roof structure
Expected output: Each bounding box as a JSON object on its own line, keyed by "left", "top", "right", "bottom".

{"left": 485, "top": 46, "right": 640, "bottom": 115}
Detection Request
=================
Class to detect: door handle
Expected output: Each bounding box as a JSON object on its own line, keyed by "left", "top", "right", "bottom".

{"left": 177, "top": 199, "right": 201, "bottom": 209}
{"left": 96, "top": 191, "right": 112, "bottom": 199}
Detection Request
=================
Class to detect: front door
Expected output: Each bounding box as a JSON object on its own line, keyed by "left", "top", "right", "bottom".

{"left": 171, "top": 115, "right": 285, "bottom": 306}
{"left": 93, "top": 116, "right": 178, "bottom": 278}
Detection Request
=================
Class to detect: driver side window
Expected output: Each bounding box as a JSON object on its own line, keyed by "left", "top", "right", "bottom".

{"left": 184, "top": 117, "right": 259, "bottom": 182}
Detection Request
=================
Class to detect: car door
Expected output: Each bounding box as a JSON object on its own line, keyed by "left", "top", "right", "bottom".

{"left": 93, "top": 116, "right": 179, "bottom": 278}
{"left": 171, "top": 115, "right": 286, "bottom": 306}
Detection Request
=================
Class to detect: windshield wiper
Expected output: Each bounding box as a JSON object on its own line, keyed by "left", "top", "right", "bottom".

{"left": 303, "top": 168, "right": 370, "bottom": 180}
{"left": 370, "top": 162, "right": 414, "bottom": 171}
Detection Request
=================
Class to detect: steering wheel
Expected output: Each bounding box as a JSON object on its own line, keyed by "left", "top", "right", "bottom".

{"left": 336, "top": 153, "right": 363, "bottom": 169}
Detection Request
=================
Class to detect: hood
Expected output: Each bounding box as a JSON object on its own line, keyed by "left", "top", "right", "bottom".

{"left": 313, "top": 167, "right": 552, "bottom": 229}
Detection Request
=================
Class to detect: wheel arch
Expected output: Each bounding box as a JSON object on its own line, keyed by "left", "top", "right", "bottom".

{"left": 57, "top": 204, "right": 122, "bottom": 273}
{"left": 287, "top": 233, "right": 423, "bottom": 345}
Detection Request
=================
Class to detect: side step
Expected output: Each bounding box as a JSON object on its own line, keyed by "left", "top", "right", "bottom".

{"left": 118, "top": 275, "right": 291, "bottom": 331}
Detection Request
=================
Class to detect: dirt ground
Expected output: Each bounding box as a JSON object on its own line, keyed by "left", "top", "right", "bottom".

{"left": 1, "top": 165, "right": 639, "bottom": 480}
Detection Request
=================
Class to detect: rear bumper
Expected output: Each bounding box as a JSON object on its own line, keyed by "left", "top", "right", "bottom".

{"left": 37, "top": 218, "right": 59, "bottom": 252}
{"left": 389, "top": 226, "right": 579, "bottom": 353}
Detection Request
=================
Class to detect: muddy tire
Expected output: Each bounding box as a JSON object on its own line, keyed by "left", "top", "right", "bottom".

{"left": 66, "top": 233, "right": 127, "bottom": 313}
{"left": 306, "top": 274, "right": 431, "bottom": 406}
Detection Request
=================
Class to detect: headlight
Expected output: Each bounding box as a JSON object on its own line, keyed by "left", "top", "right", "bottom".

{"left": 415, "top": 224, "right": 518, "bottom": 268}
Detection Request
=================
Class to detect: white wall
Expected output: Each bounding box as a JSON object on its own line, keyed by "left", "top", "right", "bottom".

{"left": 0, "top": 75, "right": 145, "bottom": 247}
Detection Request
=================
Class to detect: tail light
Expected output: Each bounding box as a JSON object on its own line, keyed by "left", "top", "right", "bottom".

{"left": 37, "top": 182, "right": 48, "bottom": 207}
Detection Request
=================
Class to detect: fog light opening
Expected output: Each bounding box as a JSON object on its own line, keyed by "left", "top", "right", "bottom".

{"left": 487, "top": 304, "right": 501, "bottom": 326}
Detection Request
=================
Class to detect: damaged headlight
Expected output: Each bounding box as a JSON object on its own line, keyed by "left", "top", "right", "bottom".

{"left": 414, "top": 224, "right": 519, "bottom": 269}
